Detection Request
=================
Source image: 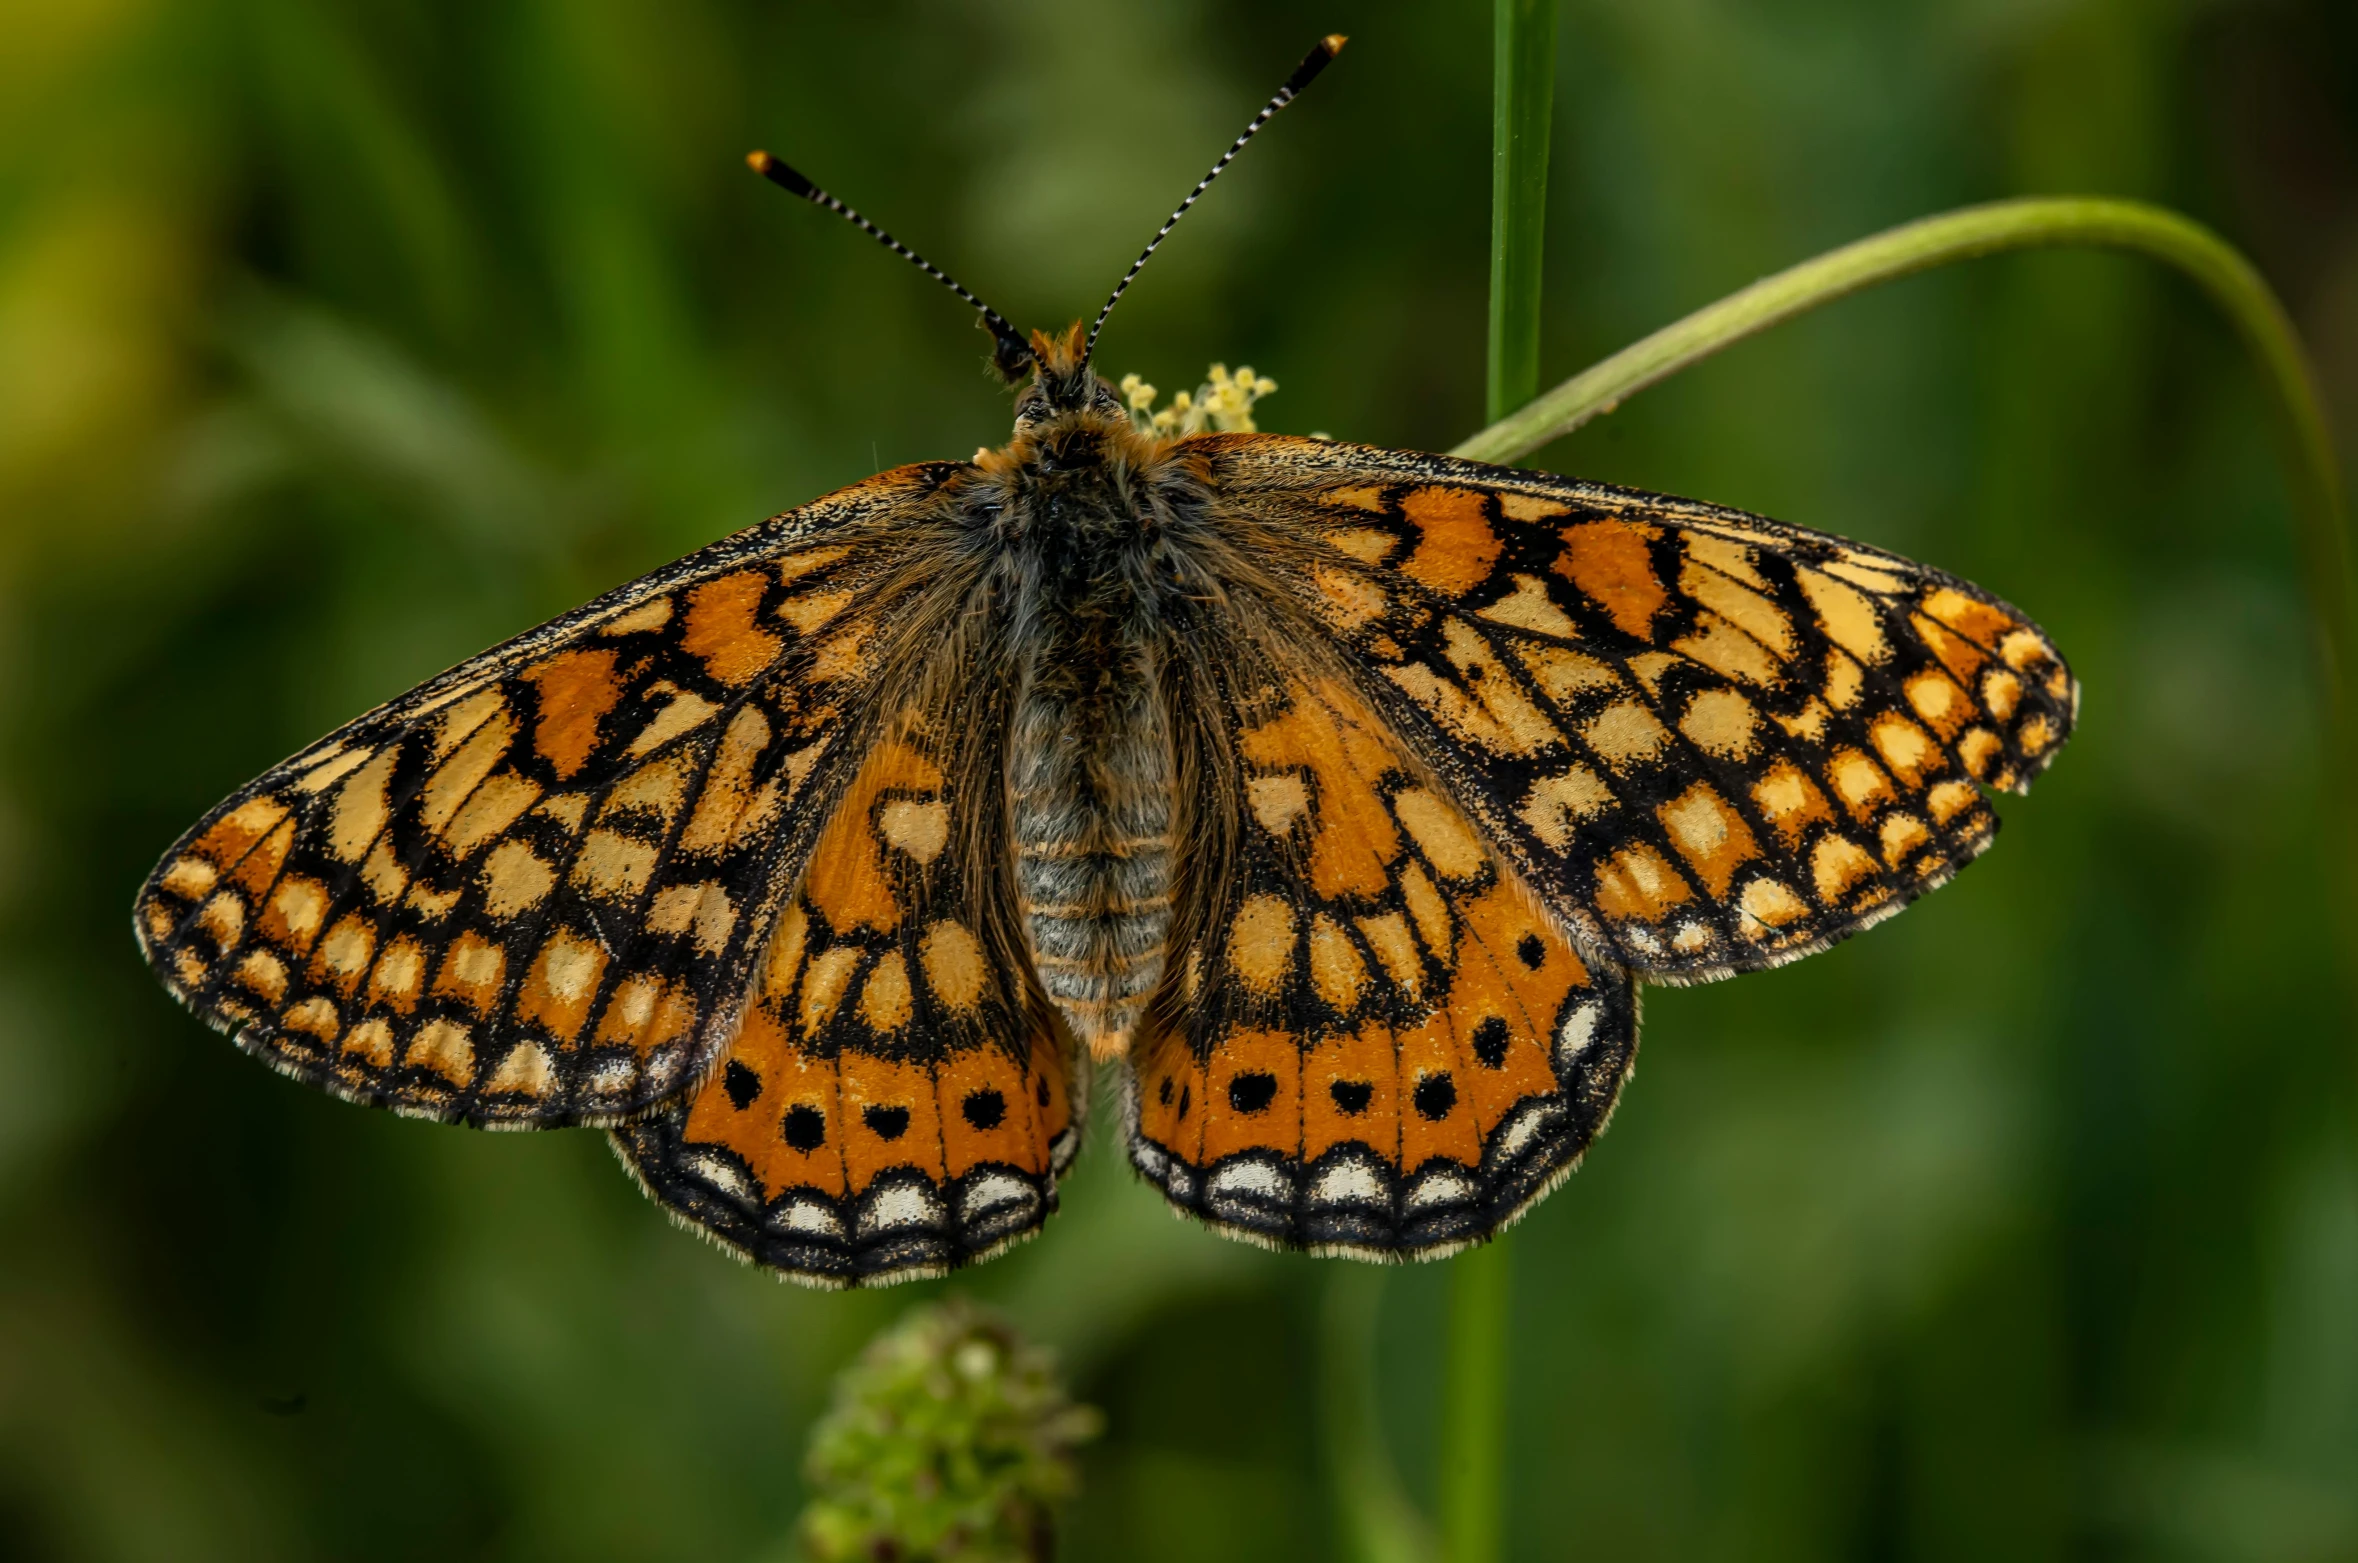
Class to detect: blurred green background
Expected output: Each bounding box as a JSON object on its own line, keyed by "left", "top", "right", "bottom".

{"left": 3, "top": 0, "right": 2354, "bottom": 1558}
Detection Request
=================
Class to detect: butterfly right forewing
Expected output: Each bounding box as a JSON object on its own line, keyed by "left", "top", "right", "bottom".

{"left": 1192, "top": 434, "right": 2077, "bottom": 983}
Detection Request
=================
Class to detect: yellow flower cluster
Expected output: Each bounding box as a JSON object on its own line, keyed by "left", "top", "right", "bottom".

{"left": 1117, "top": 362, "right": 1279, "bottom": 437}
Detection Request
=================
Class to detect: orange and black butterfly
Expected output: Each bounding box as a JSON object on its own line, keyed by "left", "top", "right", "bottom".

{"left": 133, "top": 36, "right": 2074, "bottom": 1286}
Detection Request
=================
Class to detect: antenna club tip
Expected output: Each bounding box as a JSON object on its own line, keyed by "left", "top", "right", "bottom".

{"left": 1287, "top": 34, "right": 1347, "bottom": 92}
{"left": 748, "top": 151, "right": 818, "bottom": 199}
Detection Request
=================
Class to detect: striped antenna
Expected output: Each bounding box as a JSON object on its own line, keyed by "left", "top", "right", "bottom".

{"left": 1082, "top": 34, "right": 1347, "bottom": 369}
{"left": 748, "top": 151, "right": 1035, "bottom": 380}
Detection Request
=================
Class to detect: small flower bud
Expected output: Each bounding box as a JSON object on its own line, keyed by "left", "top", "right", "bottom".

{"left": 798, "top": 1300, "right": 1100, "bottom": 1563}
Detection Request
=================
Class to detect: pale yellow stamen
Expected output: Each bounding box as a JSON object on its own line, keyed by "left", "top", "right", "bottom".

{"left": 1118, "top": 360, "right": 1280, "bottom": 436}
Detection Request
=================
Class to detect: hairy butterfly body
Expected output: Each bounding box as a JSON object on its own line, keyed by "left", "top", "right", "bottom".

{"left": 133, "top": 36, "right": 2077, "bottom": 1286}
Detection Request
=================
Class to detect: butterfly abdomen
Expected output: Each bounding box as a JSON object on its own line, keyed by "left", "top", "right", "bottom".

{"left": 1007, "top": 675, "right": 1173, "bottom": 1059}
{"left": 999, "top": 441, "right": 1177, "bottom": 1061}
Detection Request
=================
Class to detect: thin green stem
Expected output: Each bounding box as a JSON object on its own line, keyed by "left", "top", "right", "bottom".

{"left": 1441, "top": 7, "right": 1557, "bottom": 1563}
{"left": 1486, "top": 0, "right": 1558, "bottom": 425}
{"left": 1439, "top": 1241, "right": 1512, "bottom": 1563}
{"left": 1449, "top": 196, "right": 2356, "bottom": 715}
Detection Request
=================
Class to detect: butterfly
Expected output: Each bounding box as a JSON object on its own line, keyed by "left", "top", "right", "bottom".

{"left": 132, "top": 35, "right": 2075, "bottom": 1287}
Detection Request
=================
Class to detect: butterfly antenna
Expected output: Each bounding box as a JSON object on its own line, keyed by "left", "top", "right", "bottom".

{"left": 748, "top": 151, "right": 1035, "bottom": 381}
{"left": 1082, "top": 34, "right": 1346, "bottom": 369}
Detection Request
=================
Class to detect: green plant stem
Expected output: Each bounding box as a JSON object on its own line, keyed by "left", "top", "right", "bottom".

{"left": 1486, "top": 0, "right": 1558, "bottom": 426}
{"left": 1449, "top": 196, "right": 2356, "bottom": 715}
{"left": 1440, "top": 1240, "right": 1512, "bottom": 1563}
{"left": 1440, "top": 8, "right": 1558, "bottom": 1563}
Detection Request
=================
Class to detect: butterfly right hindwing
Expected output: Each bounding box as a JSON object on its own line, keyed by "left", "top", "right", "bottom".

{"left": 1129, "top": 606, "right": 1638, "bottom": 1258}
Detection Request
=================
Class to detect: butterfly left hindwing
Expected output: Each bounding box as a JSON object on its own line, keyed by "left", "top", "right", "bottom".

{"left": 617, "top": 687, "right": 1083, "bottom": 1289}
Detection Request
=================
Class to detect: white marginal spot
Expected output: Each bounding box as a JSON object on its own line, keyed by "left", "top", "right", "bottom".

{"left": 960, "top": 1173, "right": 1038, "bottom": 1223}
{"left": 1309, "top": 1157, "right": 1390, "bottom": 1207}
{"left": 778, "top": 1199, "right": 844, "bottom": 1238}
{"left": 860, "top": 1182, "right": 944, "bottom": 1236}
{"left": 1554, "top": 1001, "right": 1601, "bottom": 1070}
{"left": 1208, "top": 1158, "right": 1292, "bottom": 1206}
{"left": 1405, "top": 1169, "right": 1477, "bottom": 1211}
{"left": 684, "top": 1150, "right": 753, "bottom": 1202}
{"left": 1490, "top": 1100, "right": 1563, "bottom": 1164}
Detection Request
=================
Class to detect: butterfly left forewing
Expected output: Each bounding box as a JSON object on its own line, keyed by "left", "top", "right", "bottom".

{"left": 134, "top": 463, "right": 964, "bottom": 1126}
{"left": 1132, "top": 627, "right": 1637, "bottom": 1257}
{"left": 1191, "top": 434, "right": 2077, "bottom": 982}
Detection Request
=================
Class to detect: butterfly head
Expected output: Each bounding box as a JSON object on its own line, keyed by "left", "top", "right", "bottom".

{"left": 987, "top": 324, "right": 1153, "bottom": 491}
{"left": 1011, "top": 324, "right": 1122, "bottom": 426}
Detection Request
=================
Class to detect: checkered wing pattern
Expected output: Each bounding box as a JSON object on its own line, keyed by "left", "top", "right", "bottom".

{"left": 615, "top": 686, "right": 1083, "bottom": 1288}
{"left": 1128, "top": 626, "right": 1637, "bottom": 1257}
{"left": 132, "top": 464, "right": 968, "bottom": 1127}
{"left": 1196, "top": 435, "right": 2077, "bottom": 982}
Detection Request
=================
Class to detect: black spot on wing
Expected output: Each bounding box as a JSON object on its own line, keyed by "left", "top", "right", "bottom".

{"left": 1471, "top": 1016, "right": 1510, "bottom": 1068}
{"left": 1413, "top": 1072, "right": 1457, "bottom": 1120}
{"left": 783, "top": 1104, "right": 826, "bottom": 1152}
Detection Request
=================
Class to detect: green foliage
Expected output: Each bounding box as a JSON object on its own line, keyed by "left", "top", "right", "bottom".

{"left": 800, "top": 1302, "right": 1100, "bottom": 1563}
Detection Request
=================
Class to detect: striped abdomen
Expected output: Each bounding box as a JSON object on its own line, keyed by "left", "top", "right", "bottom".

{"left": 1007, "top": 636, "right": 1173, "bottom": 1060}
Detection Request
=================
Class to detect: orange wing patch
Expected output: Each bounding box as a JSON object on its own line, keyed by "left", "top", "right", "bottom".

{"left": 1131, "top": 670, "right": 1636, "bottom": 1258}
{"left": 616, "top": 717, "right": 1080, "bottom": 1289}
{"left": 1190, "top": 434, "right": 2078, "bottom": 981}
{"left": 134, "top": 463, "right": 963, "bottom": 1128}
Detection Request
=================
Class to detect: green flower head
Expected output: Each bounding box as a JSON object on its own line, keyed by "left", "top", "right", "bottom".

{"left": 800, "top": 1301, "right": 1102, "bottom": 1562}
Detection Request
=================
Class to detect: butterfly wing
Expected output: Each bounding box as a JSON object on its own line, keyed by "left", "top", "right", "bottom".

{"left": 134, "top": 463, "right": 968, "bottom": 1127}
{"left": 1129, "top": 620, "right": 1637, "bottom": 1257}
{"left": 614, "top": 662, "right": 1083, "bottom": 1288}
{"left": 1191, "top": 434, "right": 2077, "bottom": 982}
